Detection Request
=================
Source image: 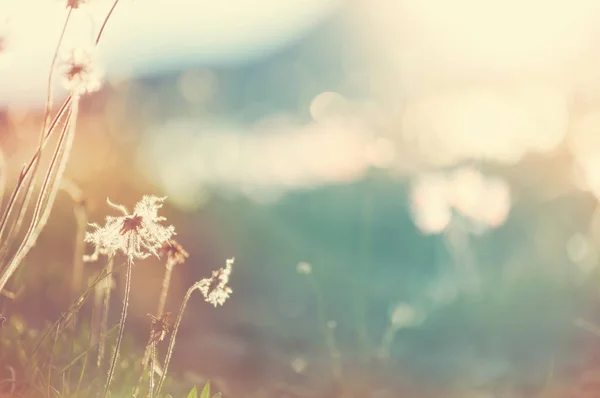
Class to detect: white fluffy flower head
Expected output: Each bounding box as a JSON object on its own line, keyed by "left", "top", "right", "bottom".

{"left": 84, "top": 196, "right": 175, "bottom": 263}
{"left": 59, "top": 46, "right": 103, "bottom": 95}
{"left": 197, "top": 258, "right": 234, "bottom": 307}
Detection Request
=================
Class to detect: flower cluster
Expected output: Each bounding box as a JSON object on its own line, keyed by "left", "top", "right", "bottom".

{"left": 84, "top": 196, "right": 175, "bottom": 263}
{"left": 197, "top": 258, "right": 234, "bottom": 307}
{"left": 59, "top": 46, "right": 103, "bottom": 95}
{"left": 410, "top": 166, "right": 511, "bottom": 234}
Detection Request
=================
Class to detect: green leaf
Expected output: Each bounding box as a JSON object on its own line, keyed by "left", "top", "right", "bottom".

{"left": 186, "top": 386, "right": 198, "bottom": 398}
{"left": 200, "top": 381, "right": 211, "bottom": 398}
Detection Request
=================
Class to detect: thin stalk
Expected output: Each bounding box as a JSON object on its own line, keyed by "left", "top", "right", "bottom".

{"left": 75, "top": 353, "right": 88, "bottom": 397}
{"left": 97, "top": 256, "right": 114, "bottom": 367}
{"left": 61, "top": 324, "right": 119, "bottom": 375}
{"left": 47, "top": 326, "right": 60, "bottom": 398}
{"left": 155, "top": 280, "right": 203, "bottom": 396}
{"left": 148, "top": 342, "right": 156, "bottom": 398}
{"left": 132, "top": 335, "right": 152, "bottom": 397}
{"left": 137, "top": 261, "right": 174, "bottom": 385}
{"left": 44, "top": 8, "right": 72, "bottom": 133}
{"left": 95, "top": 0, "right": 121, "bottom": 45}
{"left": 157, "top": 263, "right": 174, "bottom": 317}
{"left": 27, "top": 255, "right": 118, "bottom": 363}
{"left": 0, "top": 96, "right": 72, "bottom": 260}
{"left": 60, "top": 179, "right": 87, "bottom": 300}
{"left": 103, "top": 256, "right": 133, "bottom": 398}
{"left": 29, "top": 99, "right": 80, "bottom": 246}
{"left": 0, "top": 7, "right": 73, "bottom": 264}
{"left": 136, "top": 259, "right": 176, "bottom": 396}
{"left": 0, "top": 100, "right": 78, "bottom": 293}
{"left": 0, "top": 0, "right": 122, "bottom": 293}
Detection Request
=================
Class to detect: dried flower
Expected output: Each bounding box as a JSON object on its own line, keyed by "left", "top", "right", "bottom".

{"left": 84, "top": 196, "right": 175, "bottom": 263}
{"left": 197, "top": 258, "right": 234, "bottom": 307}
{"left": 147, "top": 312, "right": 171, "bottom": 345}
{"left": 59, "top": 46, "right": 103, "bottom": 95}
{"left": 159, "top": 240, "right": 189, "bottom": 268}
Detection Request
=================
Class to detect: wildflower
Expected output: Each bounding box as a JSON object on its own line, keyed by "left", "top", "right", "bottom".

{"left": 159, "top": 239, "right": 189, "bottom": 268}
{"left": 59, "top": 46, "right": 103, "bottom": 95}
{"left": 296, "top": 261, "right": 312, "bottom": 275}
{"left": 197, "top": 258, "right": 234, "bottom": 307}
{"left": 84, "top": 196, "right": 175, "bottom": 263}
{"left": 147, "top": 312, "right": 171, "bottom": 345}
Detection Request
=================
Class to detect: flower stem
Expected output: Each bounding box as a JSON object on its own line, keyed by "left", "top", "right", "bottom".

{"left": 135, "top": 261, "right": 174, "bottom": 395}
{"left": 103, "top": 257, "right": 132, "bottom": 398}
{"left": 155, "top": 281, "right": 202, "bottom": 396}
{"left": 97, "top": 256, "right": 114, "bottom": 367}
{"left": 157, "top": 263, "right": 174, "bottom": 317}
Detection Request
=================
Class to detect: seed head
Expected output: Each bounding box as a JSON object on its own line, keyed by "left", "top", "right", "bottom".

{"left": 84, "top": 196, "right": 175, "bottom": 263}
{"left": 59, "top": 46, "right": 103, "bottom": 95}
{"left": 147, "top": 312, "right": 171, "bottom": 345}
{"left": 159, "top": 240, "right": 189, "bottom": 268}
{"left": 197, "top": 258, "right": 234, "bottom": 307}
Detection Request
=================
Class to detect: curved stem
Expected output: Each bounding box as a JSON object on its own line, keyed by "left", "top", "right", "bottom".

{"left": 0, "top": 96, "right": 72, "bottom": 245}
{"left": 44, "top": 8, "right": 72, "bottom": 134}
{"left": 0, "top": 102, "right": 77, "bottom": 293}
{"left": 136, "top": 262, "right": 174, "bottom": 395}
{"left": 103, "top": 256, "right": 132, "bottom": 398}
{"left": 155, "top": 281, "right": 201, "bottom": 396}
{"left": 95, "top": 0, "right": 121, "bottom": 45}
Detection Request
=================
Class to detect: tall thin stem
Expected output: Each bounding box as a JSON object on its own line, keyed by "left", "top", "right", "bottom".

{"left": 0, "top": 96, "right": 72, "bottom": 251}
{"left": 103, "top": 256, "right": 132, "bottom": 397}
{"left": 155, "top": 281, "right": 202, "bottom": 396}
{"left": 60, "top": 179, "right": 87, "bottom": 299}
{"left": 136, "top": 261, "right": 174, "bottom": 395}
{"left": 148, "top": 342, "right": 156, "bottom": 398}
{"left": 157, "top": 263, "right": 174, "bottom": 317}
{"left": 0, "top": 0, "right": 123, "bottom": 294}
{"left": 97, "top": 256, "right": 114, "bottom": 367}
{"left": 0, "top": 102, "right": 77, "bottom": 293}
{"left": 0, "top": 8, "right": 73, "bottom": 260}
{"left": 95, "top": 0, "right": 121, "bottom": 45}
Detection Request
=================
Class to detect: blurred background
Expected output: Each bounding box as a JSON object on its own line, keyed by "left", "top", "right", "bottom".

{"left": 3, "top": 0, "right": 600, "bottom": 396}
